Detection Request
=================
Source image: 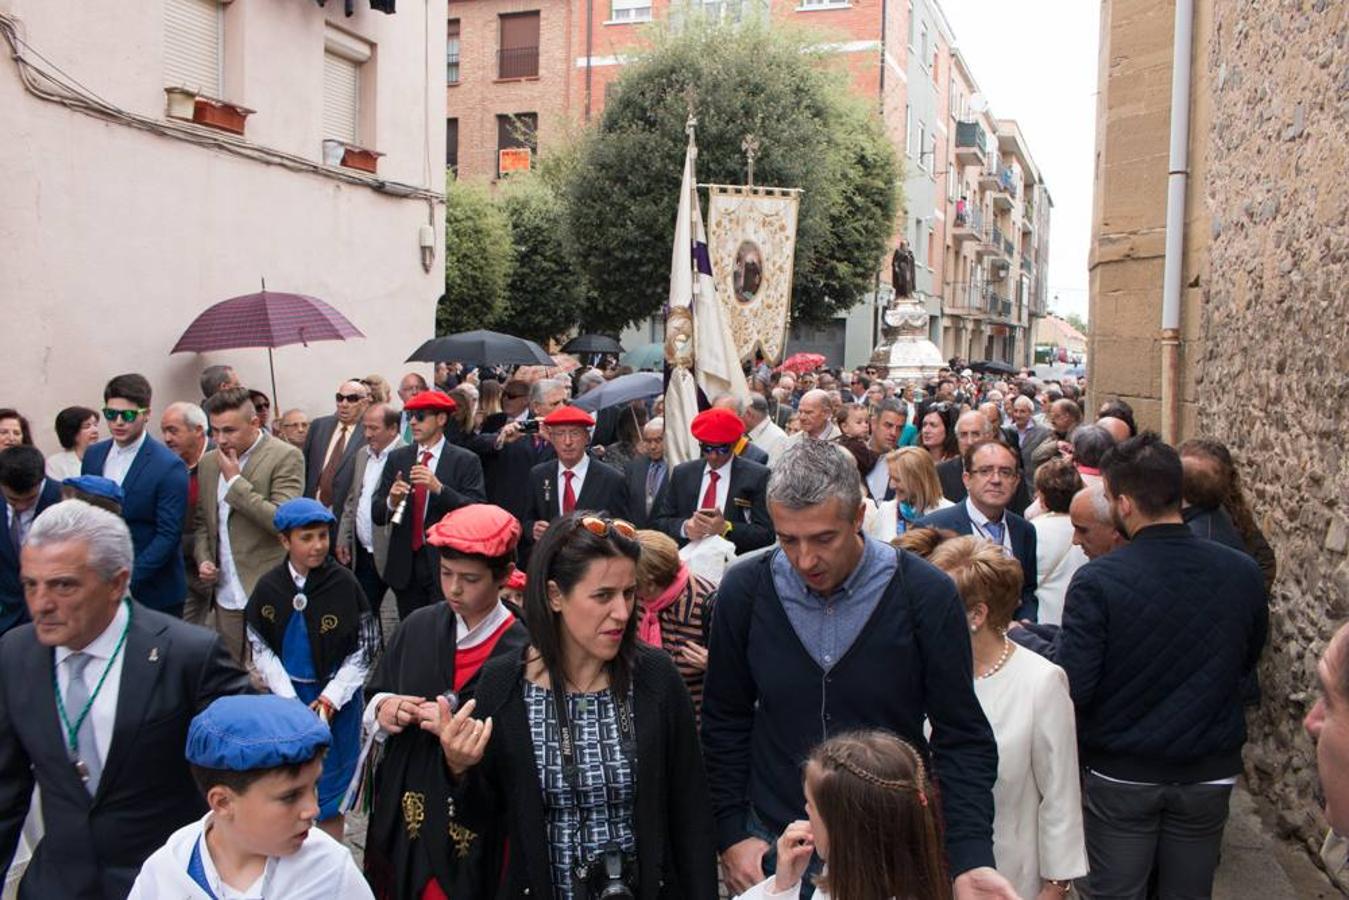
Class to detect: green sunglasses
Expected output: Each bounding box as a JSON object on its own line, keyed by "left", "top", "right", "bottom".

{"left": 102, "top": 407, "right": 147, "bottom": 423}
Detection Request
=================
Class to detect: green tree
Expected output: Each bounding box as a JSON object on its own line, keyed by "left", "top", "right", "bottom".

{"left": 1064, "top": 312, "right": 1089, "bottom": 335}
{"left": 439, "top": 177, "right": 514, "bottom": 335}
{"left": 566, "top": 22, "right": 900, "bottom": 333}
{"left": 494, "top": 176, "right": 586, "bottom": 343}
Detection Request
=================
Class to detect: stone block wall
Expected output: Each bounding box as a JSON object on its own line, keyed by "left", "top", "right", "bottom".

{"left": 1196, "top": 0, "right": 1348, "bottom": 853}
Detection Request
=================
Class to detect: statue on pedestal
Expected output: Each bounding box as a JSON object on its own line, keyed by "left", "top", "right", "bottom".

{"left": 891, "top": 240, "right": 916, "bottom": 298}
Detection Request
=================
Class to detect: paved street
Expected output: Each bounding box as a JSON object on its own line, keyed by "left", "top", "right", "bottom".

{"left": 1214, "top": 786, "right": 1339, "bottom": 899}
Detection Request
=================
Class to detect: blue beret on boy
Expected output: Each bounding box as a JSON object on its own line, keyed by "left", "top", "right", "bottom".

{"left": 187, "top": 695, "right": 330, "bottom": 771}
{"left": 273, "top": 497, "right": 336, "bottom": 532}
{"left": 62, "top": 476, "right": 125, "bottom": 505}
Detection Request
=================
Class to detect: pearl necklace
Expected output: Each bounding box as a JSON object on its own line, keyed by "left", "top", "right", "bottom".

{"left": 976, "top": 634, "right": 1013, "bottom": 680}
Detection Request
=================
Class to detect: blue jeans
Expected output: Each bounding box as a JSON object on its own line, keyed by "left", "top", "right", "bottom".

{"left": 746, "top": 807, "right": 824, "bottom": 900}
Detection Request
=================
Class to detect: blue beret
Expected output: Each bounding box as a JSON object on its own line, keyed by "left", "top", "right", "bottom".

{"left": 273, "top": 497, "right": 336, "bottom": 532}
{"left": 62, "top": 476, "right": 124, "bottom": 505}
{"left": 186, "top": 695, "right": 330, "bottom": 771}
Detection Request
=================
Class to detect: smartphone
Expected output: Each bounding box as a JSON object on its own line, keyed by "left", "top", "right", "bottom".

{"left": 696, "top": 507, "right": 719, "bottom": 517}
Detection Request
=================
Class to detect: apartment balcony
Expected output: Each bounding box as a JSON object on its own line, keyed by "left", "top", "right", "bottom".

{"left": 955, "top": 121, "right": 986, "bottom": 167}
{"left": 1003, "top": 234, "right": 1016, "bottom": 257}
{"left": 945, "top": 281, "right": 988, "bottom": 317}
{"left": 1021, "top": 211, "right": 1034, "bottom": 234}
{"left": 952, "top": 206, "right": 983, "bottom": 245}
{"left": 1021, "top": 253, "right": 1033, "bottom": 274}
{"left": 974, "top": 226, "right": 1000, "bottom": 260}
{"left": 497, "top": 46, "right": 540, "bottom": 79}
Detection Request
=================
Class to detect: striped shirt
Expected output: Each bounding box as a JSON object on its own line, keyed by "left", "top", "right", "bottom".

{"left": 656, "top": 575, "right": 716, "bottom": 720}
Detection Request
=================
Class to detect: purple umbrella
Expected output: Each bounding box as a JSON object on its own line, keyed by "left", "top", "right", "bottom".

{"left": 171, "top": 282, "right": 365, "bottom": 408}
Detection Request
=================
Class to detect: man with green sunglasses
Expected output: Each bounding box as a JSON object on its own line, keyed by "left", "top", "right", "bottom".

{"left": 82, "top": 373, "right": 189, "bottom": 616}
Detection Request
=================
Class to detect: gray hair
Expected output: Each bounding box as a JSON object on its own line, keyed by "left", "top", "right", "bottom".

{"left": 871, "top": 398, "right": 907, "bottom": 420}
{"left": 1072, "top": 425, "right": 1116, "bottom": 469}
{"left": 643, "top": 416, "right": 664, "bottom": 437}
{"left": 199, "top": 364, "right": 236, "bottom": 399}
{"left": 1013, "top": 395, "right": 1035, "bottom": 412}
{"left": 1079, "top": 481, "right": 1113, "bottom": 524}
{"left": 163, "top": 401, "right": 207, "bottom": 431}
{"left": 713, "top": 393, "right": 746, "bottom": 416}
{"left": 26, "top": 500, "right": 133, "bottom": 582}
{"left": 529, "top": 378, "right": 564, "bottom": 405}
{"left": 767, "top": 439, "right": 863, "bottom": 513}
{"left": 577, "top": 370, "right": 606, "bottom": 393}
{"left": 747, "top": 394, "right": 769, "bottom": 416}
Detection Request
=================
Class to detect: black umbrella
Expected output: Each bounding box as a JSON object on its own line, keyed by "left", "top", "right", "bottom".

{"left": 563, "top": 333, "right": 624, "bottom": 355}
{"left": 571, "top": 372, "right": 663, "bottom": 413}
{"left": 407, "top": 330, "right": 553, "bottom": 367}
{"left": 969, "top": 359, "right": 1016, "bottom": 375}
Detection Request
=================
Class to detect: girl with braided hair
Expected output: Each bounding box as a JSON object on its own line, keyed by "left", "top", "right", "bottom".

{"left": 741, "top": 730, "right": 952, "bottom": 900}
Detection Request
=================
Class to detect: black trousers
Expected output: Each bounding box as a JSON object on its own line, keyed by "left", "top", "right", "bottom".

{"left": 353, "top": 542, "right": 389, "bottom": 627}
{"left": 392, "top": 545, "right": 440, "bottom": 621}
{"left": 1082, "top": 771, "right": 1233, "bottom": 900}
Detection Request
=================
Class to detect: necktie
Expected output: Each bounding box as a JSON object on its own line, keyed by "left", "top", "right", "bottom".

{"left": 317, "top": 425, "right": 349, "bottom": 507}
{"left": 700, "top": 471, "right": 720, "bottom": 512}
{"left": 410, "top": 450, "right": 432, "bottom": 551}
{"left": 645, "top": 462, "right": 663, "bottom": 507}
{"left": 9, "top": 511, "right": 22, "bottom": 559}
{"left": 983, "top": 520, "right": 1005, "bottom": 546}
{"left": 562, "top": 470, "right": 577, "bottom": 516}
{"left": 64, "top": 652, "right": 102, "bottom": 795}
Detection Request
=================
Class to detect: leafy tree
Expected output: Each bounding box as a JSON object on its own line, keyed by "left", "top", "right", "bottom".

{"left": 493, "top": 176, "right": 585, "bottom": 343}
{"left": 439, "top": 177, "right": 514, "bottom": 335}
{"left": 1063, "top": 312, "right": 1089, "bottom": 335}
{"left": 566, "top": 21, "right": 900, "bottom": 333}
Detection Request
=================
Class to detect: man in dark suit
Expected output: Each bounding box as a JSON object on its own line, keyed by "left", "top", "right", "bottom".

{"left": 937, "top": 410, "right": 1032, "bottom": 516}
{"left": 0, "top": 447, "right": 62, "bottom": 636}
{"left": 919, "top": 439, "right": 1039, "bottom": 620}
{"left": 525, "top": 406, "right": 628, "bottom": 547}
{"left": 374, "top": 391, "right": 486, "bottom": 619}
{"left": 624, "top": 417, "right": 667, "bottom": 528}
{"left": 651, "top": 408, "right": 773, "bottom": 555}
{"left": 1009, "top": 395, "right": 1052, "bottom": 478}
{"left": 82, "top": 373, "right": 188, "bottom": 617}
{"left": 302, "top": 378, "right": 370, "bottom": 519}
{"left": 0, "top": 500, "right": 250, "bottom": 898}
{"left": 466, "top": 378, "right": 562, "bottom": 527}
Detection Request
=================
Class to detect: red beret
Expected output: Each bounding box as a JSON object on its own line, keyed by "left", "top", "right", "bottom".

{"left": 405, "top": 390, "right": 457, "bottom": 413}
{"left": 691, "top": 407, "right": 745, "bottom": 444}
{"left": 503, "top": 569, "right": 527, "bottom": 591}
{"left": 425, "top": 503, "right": 521, "bottom": 557}
{"left": 542, "top": 405, "right": 595, "bottom": 428}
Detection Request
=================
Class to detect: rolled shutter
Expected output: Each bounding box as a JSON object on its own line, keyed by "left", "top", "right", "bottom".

{"left": 164, "top": 0, "right": 221, "bottom": 95}
{"left": 322, "top": 52, "right": 360, "bottom": 143}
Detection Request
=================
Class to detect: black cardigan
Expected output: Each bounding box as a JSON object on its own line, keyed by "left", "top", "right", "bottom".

{"left": 448, "top": 644, "right": 719, "bottom": 899}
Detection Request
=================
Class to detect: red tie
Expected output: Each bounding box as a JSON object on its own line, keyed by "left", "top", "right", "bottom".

{"left": 701, "top": 470, "right": 720, "bottom": 512}
{"left": 562, "top": 470, "right": 577, "bottom": 516}
{"left": 410, "top": 450, "right": 432, "bottom": 551}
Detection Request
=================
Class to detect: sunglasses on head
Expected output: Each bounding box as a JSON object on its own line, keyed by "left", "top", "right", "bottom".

{"left": 579, "top": 515, "right": 638, "bottom": 540}
{"left": 102, "top": 407, "right": 146, "bottom": 423}
{"left": 335, "top": 392, "right": 366, "bottom": 404}
{"left": 699, "top": 442, "right": 734, "bottom": 455}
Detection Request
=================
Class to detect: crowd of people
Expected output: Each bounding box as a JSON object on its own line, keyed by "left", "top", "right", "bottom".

{"left": 0, "top": 350, "right": 1333, "bottom": 900}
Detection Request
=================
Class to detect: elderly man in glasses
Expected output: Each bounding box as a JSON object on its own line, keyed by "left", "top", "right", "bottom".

{"left": 917, "top": 438, "right": 1039, "bottom": 621}
{"left": 650, "top": 408, "right": 773, "bottom": 555}
{"left": 82, "top": 372, "right": 189, "bottom": 617}
{"left": 301, "top": 379, "right": 370, "bottom": 521}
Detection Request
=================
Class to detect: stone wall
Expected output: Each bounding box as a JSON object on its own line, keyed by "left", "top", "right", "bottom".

{"left": 1196, "top": 0, "right": 1348, "bottom": 855}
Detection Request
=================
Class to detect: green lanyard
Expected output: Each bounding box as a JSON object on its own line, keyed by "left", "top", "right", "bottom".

{"left": 53, "top": 600, "right": 132, "bottom": 755}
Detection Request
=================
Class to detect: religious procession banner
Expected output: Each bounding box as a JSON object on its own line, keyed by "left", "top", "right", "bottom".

{"left": 706, "top": 185, "right": 801, "bottom": 365}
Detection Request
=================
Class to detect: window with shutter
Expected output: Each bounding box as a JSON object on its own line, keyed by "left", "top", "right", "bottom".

{"left": 164, "top": 0, "right": 222, "bottom": 96}
{"left": 447, "top": 20, "right": 461, "bottom": 84}
{"left": 323, "top": 51, "right": 360, "bottom": 144}
{"left": 497, "top": 13, "right": 539, "bottom": 79}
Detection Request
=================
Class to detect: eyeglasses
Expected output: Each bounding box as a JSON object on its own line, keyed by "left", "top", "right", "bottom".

{"left": 699, "top": 442, "right": 734, "bottom": 455}
{"left": 102, "top": 407, "right": 146, "bottom": 423}
{"left": 579, "top": 515, "right": 637, "bottom": 540}
{"left": 969, "top": 466, "right": 1018, "bottom": 480}
{"left": 335, "top": 392, "right": 366, "bottom": 404}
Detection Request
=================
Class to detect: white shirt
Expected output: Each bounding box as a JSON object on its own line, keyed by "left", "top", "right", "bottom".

{"left": 865, "top": 454, "right": 890, "bottom": 501}
{"left": 966, "top": 497, "right": 1014, "bottom": 558}
{"left": 45, "top": 451, "right": 82, "bottom": 482}
{"left": 555, "top": 454, "right": 591, "bottom": 517}
{"left": 102, "top": 431, "right": 147, "bottom": 486}
{"left": 215, "top": 433, "right": 267, "bottom": 611}
{"left": 355, "top": 442, "right": 395, "bottom": 553}
{"left": 126, "top": 812, "right": 373, "bottom": 900}
{"left": 54, "top": 599, "right": 130, "bottom": 767}
{"left": 6, "top": 487, "right": 44, "bottom": 547}
{"left": 390, "top": 436, "right": 447, "bottom": 511}
{"left": 321, "top": 422, "right": 353, "bottom": 472}
{"left": 248, "top": 563, "right": 371, "bottom": 709}
{"left": 748, "top": 417, "right": 787, "bottom": 463}
{"left": 695, "top": 459, "right": 732, "bottom": 514}
{"left": 1032, "top": 513, "right": 1088, "bottom": 627}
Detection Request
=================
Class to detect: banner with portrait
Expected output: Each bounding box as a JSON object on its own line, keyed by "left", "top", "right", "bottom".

{"left": 706, "top": 185, "right": 801, "bottom": 365}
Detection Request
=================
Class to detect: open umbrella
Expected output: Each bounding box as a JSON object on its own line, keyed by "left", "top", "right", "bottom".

{"left": 775, "top": 352, "right": 827, "bottom": 375}
{"left": 407, "top": 330, "right": 553, "bottom": 367}
{"left": 563, "top": 333, "right": 624, "bottom": 355}
{"left": 571, "top": 372, "right": 663, "bottom": 413}
{"left": 171, "top": 282, "right": 364, "bottom": 408}
{"left": 621, "top": 342, "right": 664, "bottom": 371}
{"left": 969, "top": 359, "right": 1016, "bottom": 375}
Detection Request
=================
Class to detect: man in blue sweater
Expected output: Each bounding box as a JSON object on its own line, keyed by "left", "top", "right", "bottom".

{"left": 1023, "top": 432, "right": 1267, "bottom": 899}
{"left": 702, "top": 439, "right": 1013, "bottom": 899}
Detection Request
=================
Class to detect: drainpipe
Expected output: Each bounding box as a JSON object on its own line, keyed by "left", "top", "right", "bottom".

{"left": 584, "top": 0, "right": 594, "bottom": 122}
{"left": 1159, "top": 0, "right": 1193, "bottom": 443}
{"left": 874, "top": 0, "right": 888, "bottom": 354}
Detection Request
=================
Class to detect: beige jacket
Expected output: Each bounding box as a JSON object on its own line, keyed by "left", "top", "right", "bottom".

{"left": 336, "top": 438, "right": 403, "bottom": 576}
{"left": 193, "top": 433, "right": 305, "bottom": 600}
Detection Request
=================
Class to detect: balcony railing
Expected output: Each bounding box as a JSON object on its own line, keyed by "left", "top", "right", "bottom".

{"left": 998, "top": 165, "right": 1017, "bottom": 195}
{"left": 497, "top": 46, "right": 539, "bottom": 79}
{"left": 447, "top": 53, "right": 460, "bottom": 84}
{"left": 991, "top": 225, "right": 1008, "bottom": 257}
{"left": 955, "top": 121, "right": 985, "bottom": 165}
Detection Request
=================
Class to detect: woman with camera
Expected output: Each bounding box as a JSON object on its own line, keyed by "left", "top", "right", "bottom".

{"left": 425, "top": 512, "right": 719, "bottom": 899}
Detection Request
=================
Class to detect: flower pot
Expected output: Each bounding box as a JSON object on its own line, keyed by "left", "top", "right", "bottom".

{"left": 340, "top": 146, "right": 381, "bottom": 174}
{"left": 322, "top": 139, "right": 347, "bottom": 166}
{"left": 192, "top": 98, "right": 250, "bottom": 135}
{"left": 164, "top": 87, "right": 197, "bottom": 120}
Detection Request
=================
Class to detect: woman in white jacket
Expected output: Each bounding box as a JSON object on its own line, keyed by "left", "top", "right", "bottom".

{"left": 1029, "top": 458, "right": 1088, "bottom": 626}
{"left": 930, "top": 536, "right": 1088, "bottom": 900}
{"left": 867, "top": 447, "right": 953, "bottom": 543}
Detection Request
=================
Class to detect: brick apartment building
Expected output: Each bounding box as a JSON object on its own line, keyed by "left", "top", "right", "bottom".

{"left": 444, "top": 0, "right": 1051, "bottom": 367}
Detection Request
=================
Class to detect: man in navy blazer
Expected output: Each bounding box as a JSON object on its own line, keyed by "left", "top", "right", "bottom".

{"left": 523, "top": 405, "right": 628, "bottom": 556}
{"left": 918, "top": 439, "right": 1038, "bottom": 620}
{"left": 0, "top": 447, "right": 62, "bottom": 636}
{"left": 82, "top": 374, "right": 188, "bottom": 617}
